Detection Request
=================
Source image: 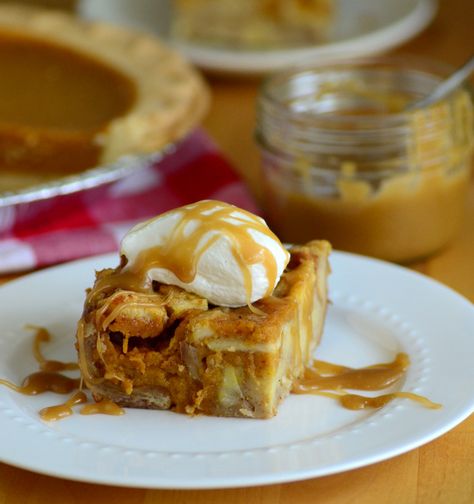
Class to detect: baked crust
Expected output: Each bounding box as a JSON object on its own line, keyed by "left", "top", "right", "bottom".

{"left": 77, "top": 240, "right": 331, "bottom": 418}
{"left": 0, "top": 4, "right": 209, "bottom": 164}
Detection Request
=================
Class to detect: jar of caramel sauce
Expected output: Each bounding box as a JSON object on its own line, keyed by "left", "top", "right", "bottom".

{"left": 256, "top": 57, "right": 473, "bottom": 263}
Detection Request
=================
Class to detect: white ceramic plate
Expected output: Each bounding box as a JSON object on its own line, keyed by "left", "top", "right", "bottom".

{"left": 79, "top": 0, "right": 437, "bottom": 74}
{"left": 0, "top": 251, "right": 473, "bottom": 489}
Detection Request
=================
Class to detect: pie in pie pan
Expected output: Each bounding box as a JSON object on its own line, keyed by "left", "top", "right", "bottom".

{"left": 0, "top": 4, "right": 208, "bottom": 194}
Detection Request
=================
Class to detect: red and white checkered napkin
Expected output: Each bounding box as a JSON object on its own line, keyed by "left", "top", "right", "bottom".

{"left": 0, "top": 130, "right": 259, "bottom": 274}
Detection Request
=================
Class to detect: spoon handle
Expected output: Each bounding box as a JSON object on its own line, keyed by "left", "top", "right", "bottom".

{"left": 410, "top": 54, "right": 474, "bottom": 110}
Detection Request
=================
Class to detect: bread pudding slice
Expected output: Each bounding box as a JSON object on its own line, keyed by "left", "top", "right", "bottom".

{"left": 76, "top": 240, "right": 331, "bottom": 418}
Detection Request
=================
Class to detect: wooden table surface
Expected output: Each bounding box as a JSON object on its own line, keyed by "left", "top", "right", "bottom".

{"left": 1, "top": 0, "right": 473, "bottom": 502}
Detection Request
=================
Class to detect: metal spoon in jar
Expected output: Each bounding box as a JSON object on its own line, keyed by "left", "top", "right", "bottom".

{"left": 407, "top": 54, "right": 474, "bottom": 110}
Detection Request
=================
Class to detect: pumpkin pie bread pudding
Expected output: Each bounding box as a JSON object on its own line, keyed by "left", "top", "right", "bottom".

{"left": 76, "top": 200, "right": 331, "bottom": 419}
{"left": 0, "top": 5, "right": 208, "bottom": 190}
{"left": 172, "top": 0, "right": 333, "bottom": 49}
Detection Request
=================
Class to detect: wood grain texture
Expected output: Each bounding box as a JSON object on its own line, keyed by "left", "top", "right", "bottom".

{"left": 0, "top": 0, "right": 473, "bottom": 502}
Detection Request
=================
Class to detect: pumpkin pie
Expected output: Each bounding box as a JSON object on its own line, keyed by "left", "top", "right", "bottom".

{"left": 0, "top": 5, "right": 208, "bottom": 190}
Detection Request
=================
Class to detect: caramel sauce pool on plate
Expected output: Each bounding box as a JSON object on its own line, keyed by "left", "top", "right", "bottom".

{"left": 293, "top": 353, "right": 441, "bottom": 410}
{"left": 0, "top": 326, "right": 124, "bottom": 421}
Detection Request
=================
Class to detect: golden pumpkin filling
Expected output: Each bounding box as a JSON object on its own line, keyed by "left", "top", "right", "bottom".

{"left": 0, "top": 32, "right": 136, "bottom": 176}
{"left": 0, "top": 4, "right": 209, "bottom": 191}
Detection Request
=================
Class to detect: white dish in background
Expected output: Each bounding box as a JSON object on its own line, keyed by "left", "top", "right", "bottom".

{"left": 0, "top": 250, "right": 473, "bottom": 489}
{"left": 79, "top": 0, "right": 438, "bottom": 74}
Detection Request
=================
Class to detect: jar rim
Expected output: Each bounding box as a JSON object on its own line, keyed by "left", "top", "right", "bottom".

{"left": 259, "top": 54, "right": 474, "bottom": 124}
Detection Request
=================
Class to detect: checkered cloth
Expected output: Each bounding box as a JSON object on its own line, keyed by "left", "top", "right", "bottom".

{"left": 0, "top": 130, "right": 259, "bottom": 274}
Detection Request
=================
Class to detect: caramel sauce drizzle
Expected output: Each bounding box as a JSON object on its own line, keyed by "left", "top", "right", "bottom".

{"left": 0, "top": 326, "right": 79, "bottom": 396}
{"left": 0, "top": 326, "right": 124, "bottom": 421}
{"left": 29, "top": 324, "right": 78, "bottom": 372}
{"left": 81, "top": 400, "right": 125, "bottom": 416}
{"left": 94, "top": 289, "right": 175, "bottom": 354}
{"left": 40, "top": 391, "right": 87, "bottom": 421}
{"left": 89, "top": 201, "right": 287, "bottom": 308}
{"left": 0, "top": 372, "right": 80, "bottom": 396}
{"left": 76, "top": 319, "right": 103, "bottom": 386}
{"left": 39, "top": 392, "right": 124, "bottom": 421}
{"left": 293, "top": 353, "right": 442, "bottom": 410}
{"left": 94, "top": 289, "right": 165, "bottom": 330}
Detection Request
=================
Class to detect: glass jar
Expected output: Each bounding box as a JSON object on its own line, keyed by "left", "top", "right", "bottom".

{"left": 256, "top": 56, "right": 473, "bottom": 263}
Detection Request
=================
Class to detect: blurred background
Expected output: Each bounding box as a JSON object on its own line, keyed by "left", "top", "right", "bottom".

{"left": 0, "top": 0, "right": 472, "bottom": 276}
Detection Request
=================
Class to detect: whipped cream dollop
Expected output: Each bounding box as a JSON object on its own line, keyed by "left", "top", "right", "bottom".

{"left": 120, "top": 200, "right": 290, "bottom": 307}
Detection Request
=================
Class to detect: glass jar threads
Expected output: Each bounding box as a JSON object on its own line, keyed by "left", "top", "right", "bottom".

{"left": 256, "top": 57, "right": 473, "bottom": 262}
